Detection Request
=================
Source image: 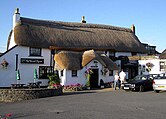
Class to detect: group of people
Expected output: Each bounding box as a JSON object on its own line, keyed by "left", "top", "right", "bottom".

{"left": 114, "top": 69, "right": 126, "bottom": 90}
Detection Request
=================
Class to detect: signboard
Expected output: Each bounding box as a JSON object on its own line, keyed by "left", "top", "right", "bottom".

{"left": 21, "top": 58, "right": 44, "bottom": 64}
{"left": 91, "top": 66, "right": 98, "bottom": 68}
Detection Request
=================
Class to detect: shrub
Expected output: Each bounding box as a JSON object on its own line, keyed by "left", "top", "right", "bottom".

{"left": 47, "top": 74, "right": 60, "bottom": 87}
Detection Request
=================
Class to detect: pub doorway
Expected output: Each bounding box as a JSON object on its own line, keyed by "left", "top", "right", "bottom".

{"left": 90, "top": 69, "right": 99, "bottom": 88}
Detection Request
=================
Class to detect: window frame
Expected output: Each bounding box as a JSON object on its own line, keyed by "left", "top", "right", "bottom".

{"left": 109, "top": 51, "right": 115, "bottom": 57}
{"left": 160, "top": 61, "right": 166, "bottom": 71}
{"left": 39, "top": 66, "right": 52, "bottom": 79}
{"left": 109, "top": 70, "right": 113, "bottom": 76}
{"left": 72, "top": 70, "right": 77, "bottom": 77}
{"left": 29, "top": 47, "right": 42, "bottom": 57}
{"left": 60, "top": 70, "right": 64, "bottom": 77}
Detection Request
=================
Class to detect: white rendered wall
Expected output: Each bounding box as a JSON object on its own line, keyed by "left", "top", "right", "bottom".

{"left": 8, "top": 30, "right": 16, "bottom": 50}
{"left": 61, "top": 60, "right": 116, "bottom": 86}
{"left": 8, "top": 11, "right": 20, "bottom": 50}
{"left": 0, "top": 46, "right": 51, "bottom": 87}
{"left": 115, "top": 52, "right": 132, "bottom": 57}
{"left": 59, "top": 69, "right": 67, "bottom": 86}
{"left": 138, "top": 59, "right": 166, "bottom": 75}
{"left": 13, "top": 12, "right": 20, "bottom": 28}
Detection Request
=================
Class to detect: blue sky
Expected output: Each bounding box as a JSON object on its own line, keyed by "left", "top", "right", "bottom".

{"left": 0, "top": 0, "right": 165, "bottom": 53}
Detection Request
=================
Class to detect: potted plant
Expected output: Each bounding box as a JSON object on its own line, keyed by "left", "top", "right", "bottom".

{"left": 86, "top": 79, "right": 90, "bottom": 90}
{"left": 146, "top": 62, "right": 154, "bottom": 72}
{"left": 85, "top": 68, "right": 93, "bottom": 89}
{"left": 47, "top": 73, "right": 61, "bottom": 89}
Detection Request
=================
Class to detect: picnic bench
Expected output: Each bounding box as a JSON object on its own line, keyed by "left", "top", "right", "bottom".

{"left": 11, "top": 84, "right": 26, "bottom": 89}
{"left": 28, "top": 81, "right": 42, "bottom": 88}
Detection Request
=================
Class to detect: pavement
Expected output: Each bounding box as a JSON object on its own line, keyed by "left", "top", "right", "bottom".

{"left": 1, "top": 88, "right": 166, "bottom": 119}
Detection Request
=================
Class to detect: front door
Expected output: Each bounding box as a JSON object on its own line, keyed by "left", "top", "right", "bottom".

{"left": 90, "top": 69, "right": 99, "bottom": 88}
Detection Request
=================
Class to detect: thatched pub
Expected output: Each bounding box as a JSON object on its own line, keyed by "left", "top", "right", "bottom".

{"left": 0, "top": 8, "right": 147, "bottom": 87}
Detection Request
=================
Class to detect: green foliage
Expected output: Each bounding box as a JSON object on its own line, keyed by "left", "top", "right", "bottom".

{"left": 86, "top": 79, "right": 90, "bottom": 87}
{"left": 47, "top": 74, "right": 60, "bottom": 86}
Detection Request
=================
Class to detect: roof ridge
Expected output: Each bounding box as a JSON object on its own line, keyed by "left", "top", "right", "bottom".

{"left": 20, "top": 17, "right": 132, "bottom": 33}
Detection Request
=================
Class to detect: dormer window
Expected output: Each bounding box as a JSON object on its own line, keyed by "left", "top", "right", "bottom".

{"left": 29, "top": 47, "right": 42, "bottom": 56}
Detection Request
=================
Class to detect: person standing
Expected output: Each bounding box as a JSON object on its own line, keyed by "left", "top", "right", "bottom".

{"left": 119, "top": 69, "right": 126, "bottom": 86}
{"left": 114, "top": 72, "right": 120, "bottom": 90}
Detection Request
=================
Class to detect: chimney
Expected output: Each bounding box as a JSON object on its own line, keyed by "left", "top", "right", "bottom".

{"left": 131, "top": 24, "right": 135, "bottom": 34}
{"left": 13, "top": 8, "right": 20, "bottom": 28}
{"left": 81, "top": 16, "right": 86, "bottom": 23}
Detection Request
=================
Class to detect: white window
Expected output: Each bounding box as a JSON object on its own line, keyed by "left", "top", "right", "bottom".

{"left": 39, "top": 66, "right": 52, "bottom": 79}
{"left": 60, "top": 70, "right": 63, "bottom": 77}
{"left": 72, "top": 70, "right": 77, "bottom": 77}
{"left": 29, "top": 47, "right": 42, "bottom": 56}
{"left": 109, "top": 70, "right": 113, "bottom": 76}
{"left": 160, "top": 61, "right": 166, "bottom": 71}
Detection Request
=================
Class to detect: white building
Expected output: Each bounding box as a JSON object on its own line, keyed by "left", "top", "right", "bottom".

{"left": 54, "top": 50, "right": 119, "bottom": 87}
{"left": 138, "top": 59, "right": 166, "bottom": 75}
{"left": 0, "top": 8, "right": 147, "bottom": 87}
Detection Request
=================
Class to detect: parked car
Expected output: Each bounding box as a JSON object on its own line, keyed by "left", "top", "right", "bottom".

{"left": 123, "top": 74, "right": 158, "bottom": 92}
{"left": 153, "top": 73, "right": 166, "bottom": 93}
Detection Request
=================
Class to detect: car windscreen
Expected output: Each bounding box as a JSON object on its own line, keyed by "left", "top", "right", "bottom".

{"left": 132, "top": 75, "right": 147, "bottom": 80}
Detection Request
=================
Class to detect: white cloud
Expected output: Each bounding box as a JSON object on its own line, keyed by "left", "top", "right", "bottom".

{"left": 0, "top": 45, "right": 6, "bottom": 53}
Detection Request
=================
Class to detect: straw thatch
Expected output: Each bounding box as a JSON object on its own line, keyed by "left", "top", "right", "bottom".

{"left": 99, "top": 54, "right": 119, "bottom": 70}
{"left": 160, "top": 49, "right": 166, "bottom": 59}
{"left": 128, "top": 55, "right": 159, "bottom": 60}
{"left": 82, "top": 50, "right": 97, "bottom": 67}
{"left": 54, "top": 51, "right": 82, "bottom": 70}
{"left": 54, "top": 50, "right": 118, "bottom": 70}
{"left": 13, "top": 17, "right": 146, "bottom": 53}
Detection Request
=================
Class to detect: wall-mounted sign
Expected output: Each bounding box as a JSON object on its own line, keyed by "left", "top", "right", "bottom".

{"left": 91, "top": 66, "right": 98, "bottom": 68}
{"left": 93, "top": 60, "right": 98, "bottom": 66}
{"left": 21, "top": 58, "right": 44, "bottom": 64}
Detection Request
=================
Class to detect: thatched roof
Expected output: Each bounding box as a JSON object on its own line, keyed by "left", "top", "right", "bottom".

{"left": 13, "top": 17, "right": 146, "bottom": 53}
{"left": 160, "top": 49, "right": 166, "bottom": 59}
{"left": 54, "top": 51, "right": 82, "bottom": 70}
{"left": 54, "top": 50, "right": 118, "bottom": 70}
{"left": 128, "top": 55, "right": 159, "bottom": 60}
{"left": 82, "top": 50, "right": 118, "bottom": 70}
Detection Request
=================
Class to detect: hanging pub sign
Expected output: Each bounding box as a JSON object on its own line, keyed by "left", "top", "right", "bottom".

{"left": 21, "top": 58, "right": 44, "bottom": 64}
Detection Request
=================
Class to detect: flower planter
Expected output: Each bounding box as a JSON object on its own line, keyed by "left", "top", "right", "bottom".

{"left": 100, "top": 85, "right": 104, "bottom": 89}
{"left": 63, "top": 84, "right": 83, "bottom": 92}
{"left": 87, "top": 87, "right": 90, "bottom": 90}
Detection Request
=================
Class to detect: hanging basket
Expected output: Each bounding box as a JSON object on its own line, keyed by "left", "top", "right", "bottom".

{"left": 145, "top": 62, "right": 154, "bottom": 72}
{"left": 1, "top": 59, "right": 9, "bottom": 69}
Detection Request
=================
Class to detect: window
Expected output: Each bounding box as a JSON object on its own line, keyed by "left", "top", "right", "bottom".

{"left": 108, "top": 51, "right": 115, "bottom": 60}
{"left": 160, "top": 61, "right": 166, "bottom": 71}
{"left": 29, "top": 47, "right": 42, "bottom": 56}
{"left": 109, "top": 70, "right": 113, "bottom": 76}
{"left": 142, "top": 65, "right": 145, "bottom": 72}
{"left": 109, "top": 51, "right": 115, "bottom": 57}
{"left": 105, "top": 51, "right": 108, "bottom": 55}
{"left": 72, "top": 70, "right": 77, "bottom": 77}
{"left": 60, "top": 70, "right": 63, "bottom": 77}
{"left": 39, "top": 66, "right": 52, "bottom": 79}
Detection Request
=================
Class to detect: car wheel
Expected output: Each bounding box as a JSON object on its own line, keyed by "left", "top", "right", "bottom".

{"left": 154, "top": 90, "right": 160, "bottom": 93}
{"left": 139, "top": 85, "right": 144, "bottom": 92}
